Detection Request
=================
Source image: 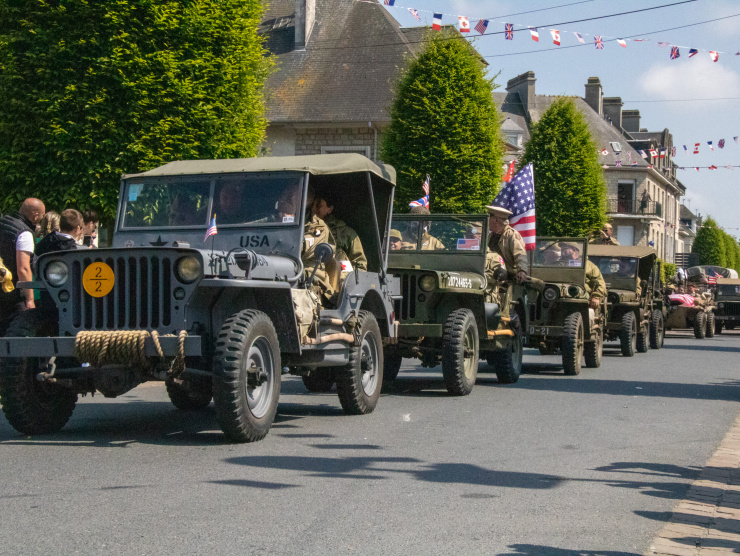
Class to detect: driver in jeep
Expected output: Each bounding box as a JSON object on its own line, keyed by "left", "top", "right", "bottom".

{"left": 561, "top": 243, "right": 607, "bottom": 310}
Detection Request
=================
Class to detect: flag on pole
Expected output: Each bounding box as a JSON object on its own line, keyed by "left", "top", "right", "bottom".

{"left": 458, "top": 16, "right": 470, "bottom": 33}
{"left": 408, "top": 8, "right": 420, "bottom": 21}
{"left": 670, "top": 46, "right": 680, "bottom": 59}
{"left": 594, "top": 36, "right": 604, "bottom": 49}
{"left": 529, "top": 27, "right": 539, "bottom": 41}
{"left": 688, "top": 48, "right": 698, "bottom": 57}
{"left": 422, "top": 174, "right": 430, "bottom": 196}
{"left": 617, "top": 39, "right": 627, "bottom": 47}
{"left": 574, "top": 32, "right": 585, "bottom": 43}
{"left": 475, "top": 19, "right": 489, "bottom": 35}
{"left": 204, "top": 214, "right": 218, "bottom": 242}
{"left": 504, "top": 23, "right": 514, "bottom": 40}
{"left": 709, "top": 51, "right": 719, "bottom": 62}
{"left": 492, "top": 163, "right": 536, "bottom": 251}
{"left": 550, "top": 29, "right": 560, "bottom": 45}
{"left": 432, "top": 13, "right": 442, "bottom": 30}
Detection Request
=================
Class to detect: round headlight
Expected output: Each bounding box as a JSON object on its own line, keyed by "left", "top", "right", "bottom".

{"left": 419, "top": 274, "right": 436, "bottom": 292}
{"left": 718, "top": 302, "right": 725, "bottom": 309}
{"left": 45, "top": 261, "right": 69, "bottom": 287}
{"left": 543, "top": 286, "right": 559, "bottom": 302}
{"left": 175, "top": 256, "right": 201, "bottom": 283}
{"left": 567, "top": 285, "right": 581, "bottom": 298}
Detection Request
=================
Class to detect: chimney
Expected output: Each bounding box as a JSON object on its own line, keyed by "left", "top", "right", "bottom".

{"left": 295, "top": 0, "right": 316, "bottom": 50}
{"left": 622, "top": 109, "right": 641, "bottom": 133}
{"left": 603, "top": 97, "right": 623, "bottom": 130}
{"left": 506, "top": 71, "right": 536, "bottom": 121}
{"left": 584, "top": 77, "right": 603, "bottom": 116}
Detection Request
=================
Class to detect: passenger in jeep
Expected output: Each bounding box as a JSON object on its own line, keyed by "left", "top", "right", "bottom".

{"left": 404, "top": 206, "right": 444, "bottom": 250}
{"left": 313, "top": 194, "right": 367, "bottom": 271}
{"left": 561, "top": 243, "right": 606, "bottom": 309}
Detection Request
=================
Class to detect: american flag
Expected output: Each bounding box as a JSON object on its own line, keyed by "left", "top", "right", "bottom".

{"left": 574, "top": 32, "right": 585, "bottom": 43}
{"left": 422, "top": 174, "right": 430, "bottom": 196}
{"left": 408, "top": 8, "right": 420, "bottom": 21}
{"left": 705, "top": 268, "right": 721, "bottom": 284}
{"left": 669, "top": 294, "right": 695, "bottom": 307}
{"left": 457, "top": 238, "right": 481, "bottom": 251}
{"left": 492, "top": 163, "right": 536, "bottom": 251}
{"left": 594, "top": 36, "right": 604, "bottom": 49}
{"left": 504, "top": 23, "right": 513, "bottom": 40}
{"left": 670, "top": 46, "right": 680, "bottom": 59}
{"left": 719, "top": 139, "right": 725, "bottom": 149}
{"left": 475, "top": 19, "right": 489, "bottom": 35}
{"left": 204, "top": 214, "right": 218, "bottom": 242}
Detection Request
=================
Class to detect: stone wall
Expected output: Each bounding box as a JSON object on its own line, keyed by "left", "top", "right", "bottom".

{"left": 294, "top": 127, "right": 380, "bottom": 159}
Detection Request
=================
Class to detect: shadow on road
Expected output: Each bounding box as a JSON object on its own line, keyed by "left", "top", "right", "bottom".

{"left": 661, "top": 343, "right": 740, "bottom": 353}
{"left": 500, "top": 545, "right": 640, "bottom": 556}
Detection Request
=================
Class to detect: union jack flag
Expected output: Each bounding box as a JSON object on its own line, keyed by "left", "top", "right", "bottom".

{"left": 408, "top": 8, "right": 420, "bottom": 21}
{"left": 474, "top": 19, "right": 489, "bottom": 35}
{"left": 615, "top": 160, "right": 622, "bottom": 167}
{"left": 204, "top": 214, "right": 218, "bottom": 242}
{"left": 504, "top": 22, "right": 513, "bottom": 40}
{"left": 409, "top": 196, "right": 429, "bottom": 209}
{"left": 594, "top": 36, "right": 604, "bottom": 50}
{"left": 671, "top": 146, "right": 676, "bottom": 157}
{"left": 670, "top": 46, "right": 680, "bottom": 59}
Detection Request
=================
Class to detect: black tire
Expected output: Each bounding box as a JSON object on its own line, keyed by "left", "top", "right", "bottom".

{"left": 0, "top": 310, "right": 78, "bottom": 435}
{"left": 650, "top": 310, "right": 664, "bottom": 349}
{"left": 301, "top": 369, "right": 335, "bottom": 393}
{"left": 619, "top": 312, "right": 637, "bottom": 357}
{"left": 490, "top": 333, "right": 523, "bottom": 384}
{"left": 382, "top": 349, "right": 403, "bottom": 385}
{"left": 694, "top": 311, "right": 706, "bottom": 339}
{"left": 636, "top": 323, "right": 649, "bottom": 353}
{"left": 441, "top": 309, "right": 479, "bottom": 395}
{"left": 715, "top": 320, "right": 723, "bottom": 335}
{"left": 213, "top": 309, "right": 281, "bottom": 443}
{"left": 706, "top": 313, "right": 715, "bottom": 338}
{"left": 561, "top": 312, "right": 584, "bottom": 376}
{"left": 584, "top": 328, "right": 603, "bottom": 368}
{"left": 166, "top": 377, "right": 212, "bottom": 410}
{"left": 336, "top": 311, "right": 382, "bottom": 414}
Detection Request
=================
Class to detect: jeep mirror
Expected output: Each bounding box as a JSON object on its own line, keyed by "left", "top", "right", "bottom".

{"left": 314, "top": 242, "right": 334, "bottom": 265}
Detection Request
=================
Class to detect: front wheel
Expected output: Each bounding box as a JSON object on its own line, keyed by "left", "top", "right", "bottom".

{"left": 490, "top": 333, "right": 523, "bottom": 384}
{"left": 619, "top": 312, "right": 637, "bottom": 357}
{"left": 584, "top": 327, "right": 603, "bottom": 368}
{"left": 650, "top": 310, "right": 664, "bottom": 349}
{"left": 0, "top": 310, "right": 78, "bottom": 435}
{"left": 213, "top": 309, "right": 281, "bottom": 443}
{"left": 562, "top": 312, "right": 584, "bottom": 376}
{"left": 442, "top": 309, "right": 479, "bottom": 395}
{"left": 336, "top": 311, "right": 382, "bottom": 414}
{"left": 706, "top": 313, "right": 715, "bottom": 338}
{"left": 694, "top": 312, "right": 706, "bottom": 339}
{"left": 636, "top": 323, "right": 650, "bottom": 353}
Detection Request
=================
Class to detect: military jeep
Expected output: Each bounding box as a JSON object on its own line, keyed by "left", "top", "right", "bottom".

{"left": 588, "top": 245, "right": 663, "bottom": 356}
{"left": 527, "top": 238, "right": 606, "bottom": 375}
{"left": 0, "top": 154, "right": 399, "bottom": 443}
{"left": 664, "top": 285, "right": 716, "bottom": 339}
{"left": 383, "top": 214, "right": 529, "bottom": 395}
{"left": 712, "top": 278, "right": 740, "bottom": 334}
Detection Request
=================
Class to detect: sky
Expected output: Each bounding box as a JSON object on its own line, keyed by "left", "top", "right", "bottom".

{"left": 380, "top": 0, "right": 740, "bottom": 235}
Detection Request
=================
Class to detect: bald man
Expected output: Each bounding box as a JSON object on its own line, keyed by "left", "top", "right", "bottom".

{"left": 0, "top": 198, "right": 45, "bottom": 332}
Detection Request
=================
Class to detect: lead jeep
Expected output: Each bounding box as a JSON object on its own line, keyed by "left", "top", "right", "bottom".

{"left": 714, "top": 278, "right": 740, "bottom": 333}
{"left": 527, "top": 238, "right": 607, "bottom": 375}
{"left": 588, "top": 245, "right": 664, "bottom": 355}
{"left": 0, "top": 154, "right": 399, "bottom": 443}
{"left": 383, "top": 214, "right": 533, "bottom": 395}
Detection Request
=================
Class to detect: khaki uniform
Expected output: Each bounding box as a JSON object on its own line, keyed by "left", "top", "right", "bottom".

{"left": 585, "top": 260, "right": 607, "bottom": 299}
{"left": 484, "top": 252, "right": 506, "bottom": 304}
{"left": 302, "top": 214, "right": 335, "bottom": 301}
{"left": 420, "top": 232, "right": 445, "bottom": 251}
{"left": 488, "top": 223, "right": 529, "bottom": 278}
{"left": 325, "top": 214, "right": 367, "bottom": 271}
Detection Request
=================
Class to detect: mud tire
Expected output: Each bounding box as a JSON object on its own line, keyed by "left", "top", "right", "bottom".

{"left": 336, "top": 311, "right": 382, "bottom": 414}
{"left": 619, "top": 312, "right": 637, "bottom": 357}
{"left": 650, "top": 310, "right": 664, "bottom": 349}
{"left": 441, "top": 309, "right": 479, "bottom": 395}
{"left": 562, "top": 312, "right": 584, "bottom": 376}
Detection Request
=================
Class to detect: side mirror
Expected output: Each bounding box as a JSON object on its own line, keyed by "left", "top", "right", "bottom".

{"left": 314, "top": 242, "right": 334, "bottom": 265}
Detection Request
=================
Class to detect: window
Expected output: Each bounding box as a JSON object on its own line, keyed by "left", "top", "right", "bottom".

{"left": 610, "top": 141, "right": 622, "bottom": 153}
{"left": 321, "top": 145, "right": 371, "bottom": 158}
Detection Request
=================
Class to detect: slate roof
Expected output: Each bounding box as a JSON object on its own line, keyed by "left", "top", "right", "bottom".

{"left": 261, "top": 0, "right": 424, "bottom": 124}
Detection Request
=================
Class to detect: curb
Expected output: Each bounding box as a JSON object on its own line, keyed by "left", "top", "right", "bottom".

{"left": 646, "top": 413, "right": 740, "bottom": 555}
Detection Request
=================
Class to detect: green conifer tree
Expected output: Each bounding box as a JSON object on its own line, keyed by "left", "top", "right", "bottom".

{"left": 692, "top": 216, "right": 727, "bottom": 267}
{"left": 722, "top": 233, "right": 737, "bottom": 271}
{"left": 0, "top": 0, "right": 271, "bottom": 221}
{"left": 519, "top": 97, "right": 606, "bottom": 236}
{"left": 382, "top": 34, "right": 503, "bottom": 213}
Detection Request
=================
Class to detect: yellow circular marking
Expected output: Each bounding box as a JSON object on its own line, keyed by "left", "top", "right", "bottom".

{"left": 83, "top": 262, "right": 115, "bottom": 298}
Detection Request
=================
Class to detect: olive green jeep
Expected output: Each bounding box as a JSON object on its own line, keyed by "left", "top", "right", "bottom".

{"left": 383, "top": 214, "right": 531, "bottom": 395}
{"left": 664, "top": 285, "right": 716, "bottom": 339}
{"left": 713, "top": 278, "right": 740, "bottom": 334}
{"left": 588, "top": 245, "right": 664, "bottom": 355}
{"left": 527, "top": 238, "right": 606, "bottom": 375}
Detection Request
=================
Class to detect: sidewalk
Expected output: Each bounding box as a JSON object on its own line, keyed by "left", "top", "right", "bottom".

{"left": 647, "top": 413, "right": 740, "bottom": 556}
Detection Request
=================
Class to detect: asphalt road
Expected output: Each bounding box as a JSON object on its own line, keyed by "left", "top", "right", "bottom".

{"left": 1, "top": 329, "right": 739, "bottom": 556}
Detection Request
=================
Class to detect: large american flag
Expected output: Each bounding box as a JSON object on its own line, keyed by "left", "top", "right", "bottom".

{"left": 492, "top": 163, "right": 536, "bottom": 250}
{"left": 705, "top": 267, "right": 721, "bottom": 284}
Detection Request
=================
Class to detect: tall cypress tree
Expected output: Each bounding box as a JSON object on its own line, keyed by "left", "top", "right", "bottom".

{"left": 382, "top": 34, "right": 503, "bottom": 213}
{"left": 519, "top": 97, "right": 606, "bottom": 237}
{"left": 0, "top": 0, "right": 272, "bottom": 221}
{"left": 692, "top": 216, "right": 727, "bottom": 267}
{"left": 723, "top": 233, "right": 737, "bottom": 271}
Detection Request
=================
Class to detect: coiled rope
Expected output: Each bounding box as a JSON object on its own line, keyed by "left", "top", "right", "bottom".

{"left": 74, "top": 330, "right": 188, "bottom": 376}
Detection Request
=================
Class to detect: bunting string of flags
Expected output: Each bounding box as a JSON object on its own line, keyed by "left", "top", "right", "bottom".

{"left": 378, "top": 0, "right": 735, "bottom": 62}
{"left": 599, "top": 137, "right": 739, "bottom": 164}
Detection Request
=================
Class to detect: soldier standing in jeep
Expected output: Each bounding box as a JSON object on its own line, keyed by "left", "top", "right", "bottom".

{"left": 485, "top": 204, "right": 528, "bottom": 284}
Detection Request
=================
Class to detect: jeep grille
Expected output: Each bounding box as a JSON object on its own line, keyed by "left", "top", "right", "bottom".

{"left": 399, "top": 274, "right": 417, "bottom": 320}
{"left": 719, "top": 302, "right": 740, "bottom": 316}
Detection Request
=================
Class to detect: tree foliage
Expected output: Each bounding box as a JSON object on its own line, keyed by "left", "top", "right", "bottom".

{"left": 0, "top": 0, "right": 271, "bottom": 221}
{"left": 692, "top": 216, "right": 727, "bottom": 267}
{"left": 382, "top": 33, "right": 504, "bottom": 213}
{"left": 519, "top": 97, "right": 606, "bottom": 237}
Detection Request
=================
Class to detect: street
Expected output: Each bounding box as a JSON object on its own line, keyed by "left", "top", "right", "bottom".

{"left": 1, "top": 330, "right": 739, "bottom": 555}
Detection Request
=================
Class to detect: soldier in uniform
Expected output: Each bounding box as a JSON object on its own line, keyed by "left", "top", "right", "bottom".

{"left": 560, "top": 242, "right": 607, "bottom": 309}
{"left": 389, "top": 229, "right": 415, "bottom": 251}
{"left": 484, "top": 251, "right": 506, "bottom": 305}
{"left": 312, "top": 194, "right": 367, "bottom": 271}
{"left": 301, "top": 204, "right": 336, "bottom": 305}
{"left": 404, "top": 206, "right": 444, "bottom": 250}
{"left": 485, "top": 204, "right": 528, "bottom": 283}
{"left": 589, "top": 223, "right": 620, "bottom": 245}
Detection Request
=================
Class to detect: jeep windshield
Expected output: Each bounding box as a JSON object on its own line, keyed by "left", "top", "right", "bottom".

{"left": 717, "top": 284, "right": 740, "bottom": 296}
{"left": 533, "top": 239, "right": 586, "bottom": 268}
{"left": 590, "top": 257, "right": 637, "bottom": 280}
{"left": 121, "top": 172, "right": 303, "bottom": 229}
{"left": 390, "top": 217, "right": 485, "bottom": 252}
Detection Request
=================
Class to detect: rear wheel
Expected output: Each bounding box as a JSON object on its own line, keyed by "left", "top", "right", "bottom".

{"left": 561, "top": 312, "right": 584, "bottom": 376}
{"left": 694, "top": 312, "right": 706, "bottom": 339}
{"left": 650, "top": 310, "right": 664, "bottom": 349}
{"left": 301, "top": 369, "right": 335, "bottom": 393}
{"left": 0, "top": 310, "right": 78, "bottom": 435}
{"left": 584, "top": 327, "right": 603, "bottom": 368}
{"left": 706, "top": 313, "right": 715, "bottom": 338}
{"left": 619, "top": 312, "right": 637, "bottom": 357}
{"left": 166, "top": 377, "right": 212, "bottom": 410}
{"left": 336, "top": 311, "right": 382, "bottom": 414}
{"left": 441, "top": 309, "right": 479, "bottom": 395}
{"left": 490, "top": 333, "right": 523, "bottom": 384}
{"left": 636, "top": 323, "right": 649, "bottom": 353}
{"left": 213, "top": 309, "right": 281, "bottom": 443}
